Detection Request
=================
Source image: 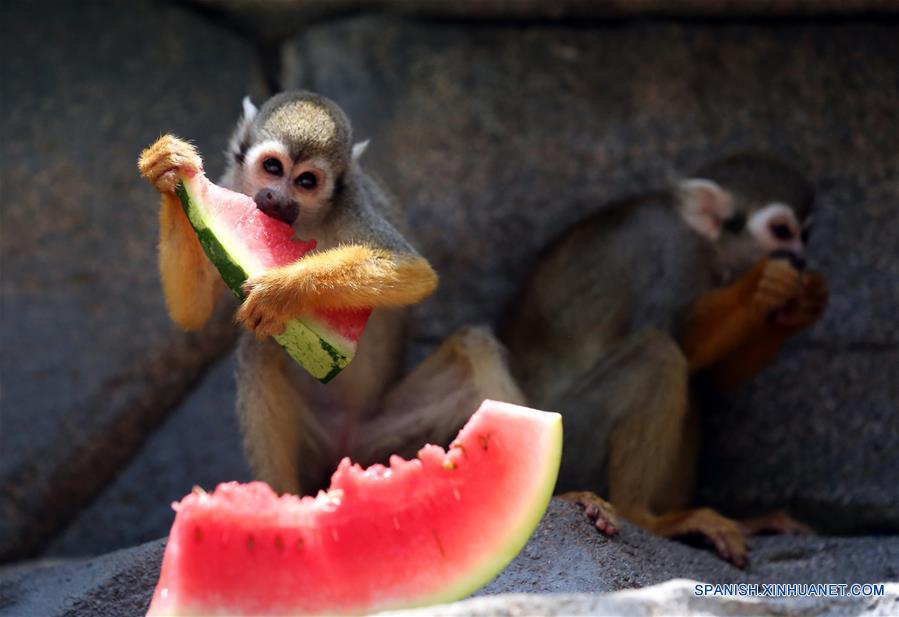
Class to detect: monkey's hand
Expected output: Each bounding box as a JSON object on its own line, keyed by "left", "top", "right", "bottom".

{"left": 772, "top": 270, "right": 828, "bottom": 329}
{"left": 138, "top": 135, "right": 203, "bottom": 194}
{"left": 752, "top": 258, "right": 802, "bottom": 318}
{"left": 237, "top": 245, "right": 438, "bottom": 339}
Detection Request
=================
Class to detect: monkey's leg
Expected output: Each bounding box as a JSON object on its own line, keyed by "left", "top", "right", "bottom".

{"left": 603, "top": 330, "right": 749, "bottom": 567}
{"left": 235, "top": 336, "right": 334, "bottom": 495}
{"left": 237, "top": 245, "right": 438, "bottom": 338}
{"left": 351, "top": 326, "right": 525, "bottom": 465}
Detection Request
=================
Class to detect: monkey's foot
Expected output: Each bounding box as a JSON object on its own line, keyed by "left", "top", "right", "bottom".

{"left": 558, "top": 491, "right": 619, "bottom": 537}
{"left": 650, "top": 508, "right": 748, "bottom": 568}
{"left": 138, "top": 134, "right": 203, "bottom": 194}
{"left": 740, "top": 510, "right": 814, "bottom": 536}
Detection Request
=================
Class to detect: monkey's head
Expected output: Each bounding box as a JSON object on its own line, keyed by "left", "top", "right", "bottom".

{"left": 227, "top": 91, "right": 360, "bottom": 228}
{"left": 677, "top": 153, "right": 814, "bottom": 278}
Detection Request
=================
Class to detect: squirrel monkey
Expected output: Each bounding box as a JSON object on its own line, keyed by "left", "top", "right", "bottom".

{"left": 139, "top": 91, "right": 523, "bottom": 495}
{"left": 502, "top": 154, "right": 828, "bottom": 567}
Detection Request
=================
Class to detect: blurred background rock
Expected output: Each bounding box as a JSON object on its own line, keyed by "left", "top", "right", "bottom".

{"left": 0, "top": 0, "right": 896, "bottom": 614}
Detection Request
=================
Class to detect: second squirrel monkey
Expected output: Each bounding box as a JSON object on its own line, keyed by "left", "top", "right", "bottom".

{"left": 503, "top": 154, "right": 828, "bottom": 566}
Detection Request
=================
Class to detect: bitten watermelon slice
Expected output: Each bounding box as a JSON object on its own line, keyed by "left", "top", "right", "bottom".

{"left": 147, "top": 400, "right": 562, "bottom": 616}
{"left": 174, "top": 169, "right": 371, "bottom": 382}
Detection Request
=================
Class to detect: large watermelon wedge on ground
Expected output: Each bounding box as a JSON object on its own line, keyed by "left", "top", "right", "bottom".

{"left": 175, "top": 169, "right": 371, "bottom": 382}
{"left": 146, "top": 400, "right": 562, "bottom": 616}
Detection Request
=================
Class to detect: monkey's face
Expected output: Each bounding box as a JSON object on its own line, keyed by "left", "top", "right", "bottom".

{"left": 238, "top": 139, "right": 338, "bottom": 229}
{"left": 715, "top": 199, "right": 811, "bottom": 276}
{"left": 683, "top": 153, "right": 814, "bottom": 279}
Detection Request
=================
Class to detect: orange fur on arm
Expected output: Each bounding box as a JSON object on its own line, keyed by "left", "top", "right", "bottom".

{"left": 251, "top": 244, "right": 438, "bottom": 312}
{"left": 705, "top": 268, "right": 828, "bottom": 390}
{"left": 680, "top": 263, "right": 766, "bottom": 374}
{"left": 158, "top": 192, "right": 219, "bottom": 330}
{"left": 705, "top": 325, "right": 792, "bottom": 390}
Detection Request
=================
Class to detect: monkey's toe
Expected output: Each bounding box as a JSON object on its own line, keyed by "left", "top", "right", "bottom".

{"left": 558, "top": 491, "right": 619, "bottom": 537}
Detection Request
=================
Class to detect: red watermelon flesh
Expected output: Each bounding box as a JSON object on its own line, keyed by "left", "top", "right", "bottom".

{"left": 146, "top": 400, "right": 562, "bottom": 616}
{"left": 176, "top": 171, "right": 371, "bottom": 382}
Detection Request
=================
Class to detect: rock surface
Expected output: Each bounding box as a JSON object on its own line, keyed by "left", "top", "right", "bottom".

{"left": 44, "top": 355, "right": 251, "bottom": 558}
{"left": 283, "top": 15, "right": 899, "bottom": 532}
{"left": 0, "top": 0, "right": 260, "bottom": 561}
{"left": 2, "top": 500, "right": 896, "bottom": 616}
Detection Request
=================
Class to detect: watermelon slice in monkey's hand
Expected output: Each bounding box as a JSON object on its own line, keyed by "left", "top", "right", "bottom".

{"left": 146, "top": 400, "right": 562, "bottom": 616}
{"left": 174, "top": 169, "right": 371, "bottom": 383}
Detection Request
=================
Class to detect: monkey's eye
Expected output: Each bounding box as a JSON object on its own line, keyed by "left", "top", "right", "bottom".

{"left": 770, "top": 223, "right": 794, "bottom": 240}
{"left": 295, "top": 171, "right": 318, "bottom": 190}
{"left": 262, "top": 157, "right": 283, "bottom": 177}
{"left": 722, "top": 213, "right": 746, "bottom": 234}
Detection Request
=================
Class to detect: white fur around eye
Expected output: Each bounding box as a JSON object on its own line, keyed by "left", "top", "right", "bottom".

{"left": 245, "top": 140, "right": 290, "bottom": 172}
{"left": 292, "top": 157, "right": 333, "bottom": 192}
{"left": 749, "top": 202, "right": 803, "bottom": 254}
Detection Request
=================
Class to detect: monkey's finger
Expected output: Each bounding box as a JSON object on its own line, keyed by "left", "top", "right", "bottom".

{"left": 255, "top": 316, "right": 287, "bottom": 339}
{"left": 144, "top": 155, "right": 198, "bottom": 186}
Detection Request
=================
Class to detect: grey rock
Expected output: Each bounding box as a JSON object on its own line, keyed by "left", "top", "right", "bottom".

{"left": 385, "top": 580, "right": 899, "bottom": 617}
{"left": 699, "top": 350, "right": 899, "bottom": 534}
{"left": 44, "top": 354, "right": 251, "bottom": 558}
{"left": 0, "top": 540, "right": 163, "bottom": 617}
{"left": 0, "top": 0, "right": 260, "bottom": 561}
{"left": 283, "top": 16, "right": 899, "bottom": 531}
{"left": 194, "top": 0, "right": 899, "bottom": 45}
{"left": 3, "top": 500, "right": 897, "bottom": 616}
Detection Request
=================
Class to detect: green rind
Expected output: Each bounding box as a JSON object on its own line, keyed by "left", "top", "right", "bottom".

{"left": 176, "top": 180, "right": 349, "bottom": 382}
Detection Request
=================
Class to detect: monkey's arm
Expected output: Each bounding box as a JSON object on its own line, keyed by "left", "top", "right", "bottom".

{"left": 680, "top": 258, "right": 802, "bottom": 373}
{"left": 139, "top": 135, "right": 220, "bottom": 330}
{"left": 237, "top": 244, "right": 438, "bottom": 338}
{"left": 706, "top": 270, "right": 828, "bottom": 390}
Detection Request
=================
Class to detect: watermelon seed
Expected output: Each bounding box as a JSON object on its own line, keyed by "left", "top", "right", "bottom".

{"left": 478, "top": 434, "right": 490, "bottom": 451}
{"left": 453, "top": 488, "right": 462, "bottom": 502}
{"left": 247, "top": 534, "right": 256, "bottom": 552}
{"left": 193, "top": 527, "right": 203, "bottom": 543}
{"left": 432, "top": 530, "right": 446, "bottom": 558}
{"left": 274, "top": 535, "right": 284, "bottom": 552}
{"left": 442, "top": 459, "right": 456, "bottom": 471}
{"left": 295, "top": 538, "right": 305, "bottom": 552}
{"left": 451, "top": 442, "right": 468, "bottom": 458}
{"left": 393, "top": 516, "right": 401, "bottom": 530}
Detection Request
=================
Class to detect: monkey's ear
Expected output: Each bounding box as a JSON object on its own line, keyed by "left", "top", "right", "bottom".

{"left": 352, "top": 140, "right": 370, "bottom": 161}
{"left": 242, "top": 96, "right": 258, "bottom": 122}
{"left": 678, "top": 179, "right": 734, "bottom": 241}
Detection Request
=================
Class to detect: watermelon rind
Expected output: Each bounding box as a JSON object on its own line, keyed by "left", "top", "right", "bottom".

{"left": 175, "top": 179, "right": 350, "bottom": 383}
{"left": 411, "top": 402, "right": 562, "bottom": 608}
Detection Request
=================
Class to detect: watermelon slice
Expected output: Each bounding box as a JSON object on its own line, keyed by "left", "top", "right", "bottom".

{"left": 174, "top": 169, "right": 371, "bottom": 383}
{"left": 146, "top": 400, "right": 562, "bottom": 616}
